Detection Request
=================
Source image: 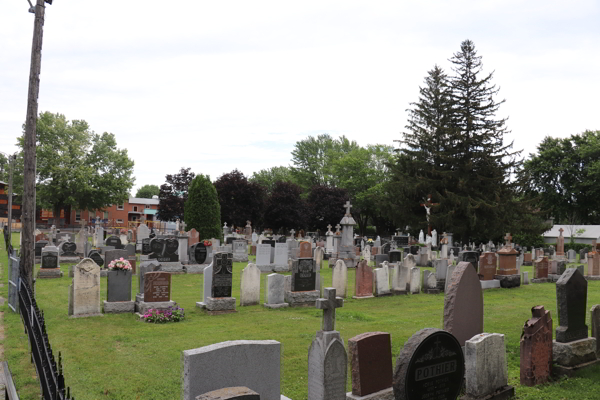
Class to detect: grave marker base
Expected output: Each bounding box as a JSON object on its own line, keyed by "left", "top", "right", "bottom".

{"left": 494, "top": 274, "right": 520, "bottom": 288}
{"left": 205, "top": 297, "right": 236, "bottom": 313}
{"left": 185, "top": 265, "right": 209, "bottom": 274}
{"left": 346, "top": 387, "right": 394, "bottom": 400}
{"left": 460, "top": 385, "right": 515, "bottom": 400}
{"left": 262, "top": 302, "right": 289, "bottom": 309}
{"left": 480, "top": 280, "right": 501, "bottom": 290}
{"left": 553, "top": 338, "right": 597, "bottom": 368}
{"left": 392, "top": 289, "right": 407, "bottom": 295}
{"left": 69, "top": 312, "right": 103, "bottom": 319}
{"left": 37, "top": 268, "right": 63, "bottom": 279}
{"left": 552, "top": 358, "right": 600, "bottom": 377}
{"left": 585, "top": 276, "right": 600, "bottom": 281}
{"left": 103, "top": 300, "right": 135, "bottom": 313}
{"left": 135, "top": 300, "right": 176, "bottom": 315}
{"left": 60, "top": 256, "right": 82, "bottom": 263}
{"left": 284, "top": 290, "right": 319, "bottom": 307}
{"left": 425, "top": 288, "right": 440, "bottom": 294}
{"left": 531, "top": 278, "right": 550, "bottom": 283}
{"left": 352, "top": 294, "right": 375, "bottom": 299}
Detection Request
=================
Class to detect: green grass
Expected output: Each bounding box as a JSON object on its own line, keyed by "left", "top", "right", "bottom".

{"left": 3, "top": 234, "right": 600, "bottom": 399}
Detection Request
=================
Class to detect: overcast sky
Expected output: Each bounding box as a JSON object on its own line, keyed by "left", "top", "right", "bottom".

{"left": 2, "top": 1, "right": 599, "bottom": 193}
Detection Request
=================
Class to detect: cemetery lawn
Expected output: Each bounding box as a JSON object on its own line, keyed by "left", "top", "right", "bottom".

{"left": 3, "top": 237, "right": 600, "bottom": 399}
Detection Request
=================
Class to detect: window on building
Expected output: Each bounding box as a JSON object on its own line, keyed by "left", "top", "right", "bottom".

{"left": 75, "top": 210, "right": 81, "bottom": 221}
{"left": 104, "top": 211, "right": 109, "bottom": 219}
{"left": 145, "top": 205, "right": 150, "bottom": 209}
{"left": 116, "top": 219, "right": 123, "bottom": 224}
{"left": 117, "top": 203, "right": 124, "bottom": 210}
{"left": 133, "top": 206, "right": 138, "bottom": 212}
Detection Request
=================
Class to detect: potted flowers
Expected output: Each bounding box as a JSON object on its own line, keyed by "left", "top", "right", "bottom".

{"left": 106, "top": 257, "right": 133, "bottom": 302}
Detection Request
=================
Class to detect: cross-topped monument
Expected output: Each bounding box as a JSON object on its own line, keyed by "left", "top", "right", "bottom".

{"left": 316, "top": 287, "right": 344, "bottom": 331}
{"left": 327, "top": 224, "right": 332, "bottom": 233}
{"left": 290, "top": 229, "right": 295, "bottom": 238}
{"left": 344, "top": 201, "right": 352, "bottom": 216}
{"left": 180, "top": 221, "right": 187, "bottom": 233}
{"left": 504, "top": 233, "right": 512, "bottom": 245}
{"left": 419, "top": 194, "right": 439, "bottom": 235}
{"left": 335, "top": 224, "right": 341, "bottom": 233}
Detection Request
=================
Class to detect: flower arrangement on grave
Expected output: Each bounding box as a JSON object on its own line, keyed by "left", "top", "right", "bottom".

{"left": 203, "top": 240, "right": 212, "bottom": 247}
{"left": 107, "top": 257, "right": 132, "bottom": 271}
{"left": 141, "top": 304, "right": 185, "bottom": 323}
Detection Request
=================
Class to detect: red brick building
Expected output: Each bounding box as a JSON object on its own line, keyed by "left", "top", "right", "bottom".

{"left": 0, "top": 180, "right": 21, "bottom": 222}
{"left": 39, "top": 197, "right": 159, "bottom": 228}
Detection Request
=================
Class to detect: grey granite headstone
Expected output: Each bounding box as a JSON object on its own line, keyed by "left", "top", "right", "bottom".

{"left": 264, "top": 273, "right": 287, "bottom": 308}
{"left": 556, "top": 268, "right": 588, "bottom": 343}
{"left": 105, "top": 249, "right": 128, "bottom": 268}
{"left": 465, "top": 333, "right": 512, "bottom": 399}
{"left": 182, "top": 340, "right": 281, "bottom": 400}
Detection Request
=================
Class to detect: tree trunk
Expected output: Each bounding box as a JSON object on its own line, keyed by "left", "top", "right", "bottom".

{"left": 21, "top": 0, "right": 47, "bottom": 289}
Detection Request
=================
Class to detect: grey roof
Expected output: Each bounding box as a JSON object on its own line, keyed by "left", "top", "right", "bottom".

{"left": 543, "top": 225, "right": 600, "bottom": 239}
{"left": 128, "top": 197, "right": 159, "bottom": 205}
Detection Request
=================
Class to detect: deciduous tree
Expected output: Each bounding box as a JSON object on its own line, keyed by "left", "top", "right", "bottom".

{"left": 264, "top": 181, "right": 307, "bottom": 234}
{"left": 15, "top": 112, "right": 135, "bottom": 219}
{"left": 306, "top": 185, "right": 348, "bottom": 232}
{"left": 214, "top": 169, "right": 266, "bottom": 229}
{"left": 136, "top": 184, "right": 160, "bottom": 199}
{"left": 157, "top": 167, "right": 195, "bottom": 222}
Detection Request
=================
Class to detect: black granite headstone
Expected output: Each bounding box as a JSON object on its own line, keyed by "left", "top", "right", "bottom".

{"left": 556, "top": 268, "right": 588, "bottom": 343}
{"left": 410, "top": 246, "right": 419, "bottom": 255}
{"left": 381, "top": 243, "right": 391, "bottom": 255}
{"left": 105, "top": 235, "right": 123, "bottom": 249}
{"left": 41, "top": 252, "right": 58, "bottom": 269}
{"left": 226, "top": 236, "right": 236, "bottom": 245}
{"left": 192, "top": 243, "right": 207, "bottom": 264}
{"left": 263, "top": 239, "right": 276, "bottom": 248}
{"left": 393, "top": 328, "right": 464, "bottom": 400}
{"left": 459, "top": 251, "right": 479, "bottom": 271}
{"left": 35, "top": 240, "right": 48, "bottom": 257}
{"left": 89, "top": 251, "right": 104, "bottom": 267}
{"left": 292, "top": 258, "right": 316, "bottom": 291}
{"left": 393, "top": 235, "right": 409, "bottom": 247}
{"left": 212, "top": 252, "right": 233, "bottom": 297}
{"left": 389, "top": 250, "right": 402, "bottom": 264}
{"left": 142, "top": 238, "right": 151, "bottom": 255}
{"left": 61, "top": 242, "right": 77, "bottom": 256}
{"left": 277, "top": 236, "right": 287, "bottom": 243}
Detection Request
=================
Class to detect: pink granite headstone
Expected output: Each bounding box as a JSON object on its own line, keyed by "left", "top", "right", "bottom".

{"left": 354, "top": 260, "right": 374, "bottom": 298}
{"left": 188, "top": 228, "right": 200, "bottom": 246}
{"left": 443, "top": 262, "right": 484, "bottom": 346}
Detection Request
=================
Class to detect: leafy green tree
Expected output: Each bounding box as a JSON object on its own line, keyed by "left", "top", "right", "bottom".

{"left": 15, "top": 112, "right": 135, "bottom": 218}
{"left": 136, "top": 184, "right": 160, "bottom": 199}
{"left": 306, "top": 185, "right": 348, "bottom": 232}
{"left": 387, "top": 41, "right": 536, "bottom": 243}
{"left": 290, "top": 134, "right": 360, "bottom": 190}
{"left": 158, "top": 167, "right": 195, "bottom": 222}
{"left": 334, "top": 144, "right": 394, "bottom": 236}
{"left": 249, "top": 166, "right": 294, "bottom": 194}
{"left": 264, "top": 181, "right": 307, "bottom": 233}
{"left": 214, "top": 169, "right": 266, "bottom": 229}
{"left": 184, "top": 174, "right": 221, "bottom": 240}
{"left": 520, "top": 130, "right": 600, "bottom": 225}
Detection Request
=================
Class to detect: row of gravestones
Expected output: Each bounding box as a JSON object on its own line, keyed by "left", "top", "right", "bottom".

{"left": 68, "top": 257, "right": 176, "bottom": 316}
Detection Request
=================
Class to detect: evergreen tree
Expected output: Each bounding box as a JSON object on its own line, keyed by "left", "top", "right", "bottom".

{"left": 184, "top": 174, "right": 221, "bottom": 240}
{"left": 387, "top": 40, "right": 544, "bottom": 243}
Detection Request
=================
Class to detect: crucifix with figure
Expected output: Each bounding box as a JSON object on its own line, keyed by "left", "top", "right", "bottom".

{"left": 316, "top": 287, "right": 344, "bottom": 331}
{"left": 419, "top": 195, "right": 439, "bottom": 235}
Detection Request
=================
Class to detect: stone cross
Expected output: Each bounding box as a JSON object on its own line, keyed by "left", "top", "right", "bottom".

{"left": 290, "top": 229, "right": 295, "bottom": 237}
{"left": 344, "top": 201, "right": 352, "bottom": 216}
{"left": 335, "top": 224, "right": 341, "bottom": 233}
{"left": 559, "top": 228, "right": 564, "bottom": 236}
{"left": 316, "top": 287, "right": 344, "bottom": 331}
{"left": 180, "top": 221, "right": 186, "bottom": 232}
{"left": 504, "top": 233, "right": 512, "bottom": 245}
{"left": 327, "top": 224, "right": 332, "bottom": 233}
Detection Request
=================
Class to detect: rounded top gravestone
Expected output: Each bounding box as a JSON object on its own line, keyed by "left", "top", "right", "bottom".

{"left": 393, "top": 328, "right": 464, "bottom": 400}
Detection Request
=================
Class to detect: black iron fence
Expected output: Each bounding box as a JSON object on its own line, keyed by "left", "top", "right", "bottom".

{"left": 18, "top": 275, "right": 75, "bottom": 400}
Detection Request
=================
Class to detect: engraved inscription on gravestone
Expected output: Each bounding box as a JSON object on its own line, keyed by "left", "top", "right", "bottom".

{"left": 41, "top": 253, "right": 58, "bottom": 269}
{"left": 212, "top": 252, "right": 233, "bottom": 298}
{"left": 142, "top": 238, "right": 151, "bottom": 255}
{"left": 193, "top": 243, "right": 207, "bottom": 264}
{"left": 89, "top": 251, "right": 104, "bottom": 267}
{"left": 293, "top": 258, "right": 316, "bottom": 291}
{"left": 62, "top": 242, "right": 77, "bottom": 256}
{"left": 393, "top": 328, "right": 464, "bottom": 400}
{"left": 106, "top": 235, "right": 122, "bottom": 249}
{"left": 144, "top": 272, "right": 171, "bottom": 302}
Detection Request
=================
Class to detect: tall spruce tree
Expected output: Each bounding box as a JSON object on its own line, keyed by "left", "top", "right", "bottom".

{"left": 387, "top": 40, "right": 544, "bottom": 243}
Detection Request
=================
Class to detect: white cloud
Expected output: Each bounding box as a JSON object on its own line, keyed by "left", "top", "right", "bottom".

{"left": 1, "top": 0, "right": 599, "bottom": 192}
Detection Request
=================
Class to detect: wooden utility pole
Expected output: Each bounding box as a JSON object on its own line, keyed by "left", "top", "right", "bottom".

{"left": 22, "top": 0, "right": 52, "bottom": 288}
